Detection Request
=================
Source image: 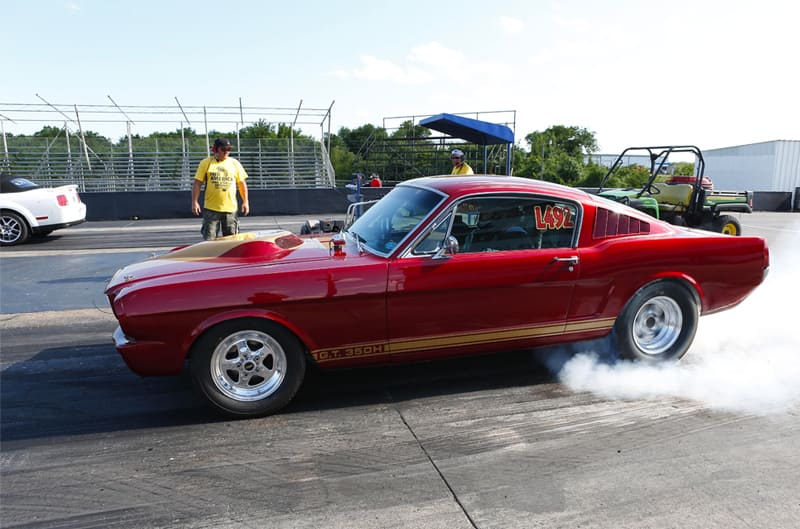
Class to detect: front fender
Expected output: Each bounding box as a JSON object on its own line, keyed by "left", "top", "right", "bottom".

{"left": 183, "top": 308, "right": 317, "bottom": 360}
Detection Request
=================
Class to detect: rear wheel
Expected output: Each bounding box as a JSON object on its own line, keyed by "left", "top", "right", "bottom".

{"left": 713, "top": 215, "right": 741, "bottom": 236}
{"left": 614, "top": 281, "right": 698, "bottom": 364}
{"left": 190, "top": 319, "right": 306, "bottom": 418}
{"left": 0, "top": 211, "right": 30, "bottom": 246}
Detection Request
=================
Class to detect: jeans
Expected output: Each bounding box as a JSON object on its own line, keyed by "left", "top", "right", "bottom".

{"left": 201, "top": 209, "right": 239, "bottom": 240}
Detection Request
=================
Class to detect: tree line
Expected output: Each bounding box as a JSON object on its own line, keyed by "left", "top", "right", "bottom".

{"left": 327, "top": 122, "right": 693, "bottom": 186}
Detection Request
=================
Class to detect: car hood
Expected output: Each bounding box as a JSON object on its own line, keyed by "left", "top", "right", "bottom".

{"left": 106, "top": 229, "right": 351, "bottom": 292}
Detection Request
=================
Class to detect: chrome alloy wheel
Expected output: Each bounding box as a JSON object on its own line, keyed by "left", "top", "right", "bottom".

{"left": 210, "top": 330, "right": 287, "bottom": 402}
{"left": 0, "top": 215, "right": 23, "bottom": 244}
{"left": 632, "top": 295, "right": 683, "bottom": 356}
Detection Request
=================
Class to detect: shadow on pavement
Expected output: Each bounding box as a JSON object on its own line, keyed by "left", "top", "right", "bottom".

{"left": 1, "top": 343, "right": 557, "bottom": 442}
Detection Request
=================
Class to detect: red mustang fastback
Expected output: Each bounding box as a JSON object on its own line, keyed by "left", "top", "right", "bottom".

{"left": 106, "top": 175, "right": 769, "bottom": 418}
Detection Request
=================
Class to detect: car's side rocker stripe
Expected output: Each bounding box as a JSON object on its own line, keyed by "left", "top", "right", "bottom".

{"left": 310, "top": 317, "right": 616, "bottom": 363}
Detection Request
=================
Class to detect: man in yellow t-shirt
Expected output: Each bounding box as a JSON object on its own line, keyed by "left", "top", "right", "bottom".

{"left": 450, "top": 149, "right": 474, "bottom": 175}
{"left": 192, "top": 138, "right": 250, "bottom": 240}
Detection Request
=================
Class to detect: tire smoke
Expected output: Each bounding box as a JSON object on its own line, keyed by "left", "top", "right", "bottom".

{"left": 550, "top": 222, "right": 800, "bottom": 416}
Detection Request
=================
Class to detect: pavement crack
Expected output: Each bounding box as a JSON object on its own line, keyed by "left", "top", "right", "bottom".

{"left": 387, "top": 391, "right": 480, "bottom": 529}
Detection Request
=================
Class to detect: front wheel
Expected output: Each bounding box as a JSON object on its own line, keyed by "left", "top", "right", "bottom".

{"left": 190, "top": 319, "right": 306, "bottom": 418}
{"left": 713, "top": 215, "right": 742, "bottom": 236}
{"left": 614, "top": 281, "right": 698, "bottom": 364}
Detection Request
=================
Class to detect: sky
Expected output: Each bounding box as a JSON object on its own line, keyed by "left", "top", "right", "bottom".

{"left": 4, "top": 0, "right": 799, "bottom": 153}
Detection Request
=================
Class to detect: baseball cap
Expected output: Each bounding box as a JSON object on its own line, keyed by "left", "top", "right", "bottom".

{"left": 214, "top": 138, "right": 233, "bottom": 150}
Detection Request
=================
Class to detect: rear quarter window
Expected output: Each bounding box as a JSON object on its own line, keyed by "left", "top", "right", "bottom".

{"left": 1, "top": 177, "right": 40, "bottom": 193}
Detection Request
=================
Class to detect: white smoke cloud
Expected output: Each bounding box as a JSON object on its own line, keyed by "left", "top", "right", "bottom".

{"left": 553, "top": 223, "right": 800, "bottom": 416}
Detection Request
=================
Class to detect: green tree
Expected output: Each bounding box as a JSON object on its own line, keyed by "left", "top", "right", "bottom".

{"left": 390, "top": 120, "right": 431, "bottom": 140}
{"left": 240, "top": 119, "right": 275, "bottom": 139}
{"left": 614, "top": 164, "right": 652, "bottom": 188}
{"left": 575, "top": 161, "right": 609, "bottom": 188}
{"left": 276, "top": 123, "right": 297, "bottom": 139}
{"left": 517, "top": 125, "right": 599, "bottom": 185}
{"left": 337, "top": 124, "right": 387, "bottom": 155}
{"left": 32, "top": 125, "right": 64, "bottom": 138}
{"left": 326, "top": 133, "right": 361, "bottom": 184}
{"left": 672, "top": 161, "right": 694, "bottom": 175}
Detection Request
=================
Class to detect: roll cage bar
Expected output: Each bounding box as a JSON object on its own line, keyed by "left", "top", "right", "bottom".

{"left": 598, "top": 145, "right": 705, "bottom": 193}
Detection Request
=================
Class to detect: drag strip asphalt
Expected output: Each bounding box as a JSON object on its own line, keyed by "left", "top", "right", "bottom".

{"left": 0, "top": 215, "right": 340, "bottom": 314}
{"left": 1, "top": 212, "right": 798, "bottom": 529}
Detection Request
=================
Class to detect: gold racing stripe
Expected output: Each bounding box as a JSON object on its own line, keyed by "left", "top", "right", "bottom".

{"left": 388, "top": 322, "right": 565, "bottom": 353}
{"left": 564, "top": 317, "right": 616, "bottom": 333}
{"left": 311, "top": 317, "right": 616, "bottom": 363}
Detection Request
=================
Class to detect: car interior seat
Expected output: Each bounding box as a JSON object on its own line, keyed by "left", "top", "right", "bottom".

{"left": 450, "top": 217, "right": 472, "bottom": 251}
{"left": 539, "top": 228, "right": 574, "bottom": 248}
{"left": 492, "top": 226, "right": 534, "bottom": 250}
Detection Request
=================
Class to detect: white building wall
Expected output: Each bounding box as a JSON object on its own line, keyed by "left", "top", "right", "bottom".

{"left": 586, "top": 154, "right": 653, "bottom": 168}
{"left": 774, "top": 140, "right": 800, "bottom": 193}
{"left": 703, "top": 140, "right": 800, "bottom": 192}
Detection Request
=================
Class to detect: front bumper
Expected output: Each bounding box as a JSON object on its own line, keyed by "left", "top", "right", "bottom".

{"left": 112, "top": 325, "right": 185, "bottom": 376}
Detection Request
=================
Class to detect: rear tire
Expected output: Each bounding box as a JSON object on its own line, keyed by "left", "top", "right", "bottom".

{"left": 0, "top": 211, "right": 30, "bottom": 246}
{"left": 713, "top": 215, "right": 741, "bottom": 236}
{"left": 190, "top": 319, "right": 306, "bottom": 418}
{"left": 614, "top": 281, "right": 698, "bottom": 364}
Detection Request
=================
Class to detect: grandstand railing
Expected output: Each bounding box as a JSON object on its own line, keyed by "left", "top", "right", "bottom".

{"left": 2, "top": 137, "right": 334, "bottom": 192}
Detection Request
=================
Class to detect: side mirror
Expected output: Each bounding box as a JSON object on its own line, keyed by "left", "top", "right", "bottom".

{"left": 433, "top": 236, "right": 460, "bottom": 259}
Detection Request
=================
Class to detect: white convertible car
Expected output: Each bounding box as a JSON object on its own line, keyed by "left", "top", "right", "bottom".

{"left": 0, "top": 174, "right": 87, "bottom": 246}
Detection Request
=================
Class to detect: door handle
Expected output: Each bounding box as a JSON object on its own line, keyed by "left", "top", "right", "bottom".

{"left": 552, "top": 256, "right": 579, "bottom": 265}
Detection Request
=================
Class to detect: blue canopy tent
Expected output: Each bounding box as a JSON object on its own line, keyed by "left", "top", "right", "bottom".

{"left": 419, "top": 113, "right": 515, "bottom": 174}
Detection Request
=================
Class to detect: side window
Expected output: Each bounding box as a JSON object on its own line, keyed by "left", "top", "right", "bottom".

{"left": 412, "top": 213, "right": 452, "bottom": 255}
{"left": 448, "top": 197, "right": 578, "bottom": 253}
{"left": 451, "top": 197, "right": 536, "bottom": 253}
{"left": 529, "top": 200, "right": 577, "bottom": 249}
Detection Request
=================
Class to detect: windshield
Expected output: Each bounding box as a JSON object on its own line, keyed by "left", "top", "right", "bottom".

{"left": 346, "top": 185, "right": 445, "bottom": 256}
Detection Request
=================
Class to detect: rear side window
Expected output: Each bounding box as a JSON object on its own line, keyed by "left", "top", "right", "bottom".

{"left": 447, "top": 196, "right": 578, "bottom": 253}
{"left": 1, "top": 177, "right": 40, "bottom": 193}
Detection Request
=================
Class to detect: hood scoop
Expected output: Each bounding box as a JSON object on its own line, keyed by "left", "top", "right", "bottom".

{"left": 159, "top": 230, "right": 305, "bottom": 261}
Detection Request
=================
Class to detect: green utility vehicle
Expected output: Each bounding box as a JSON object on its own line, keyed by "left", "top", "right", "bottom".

{"left": 596, "top": 145, "right": 753, "bottom": 235}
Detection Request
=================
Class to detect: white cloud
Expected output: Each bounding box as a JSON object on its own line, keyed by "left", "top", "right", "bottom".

{"left": 332, "top": 42, "right": 471, "bottom": 88}
{"left": 407, "top": 41, "right": 464, "bottom": 68}
{"left": 498, "top": 16, "right": 524, "bottom": 34}
{"left": 334, "top": 55, "right": 434, "bottom": 85}
{"left": 552, "top": 14, "right": 590, "bottom": 33}
{"left": 528, "top": 49, "right": 555, "bottom": 66}
{"left": 65, "top": 2, "right": 80, "bottom": 10}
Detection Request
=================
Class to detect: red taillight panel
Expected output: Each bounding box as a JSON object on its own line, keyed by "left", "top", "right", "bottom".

{"left": 57, "top": 194, "right": 69, "bottom": 207}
